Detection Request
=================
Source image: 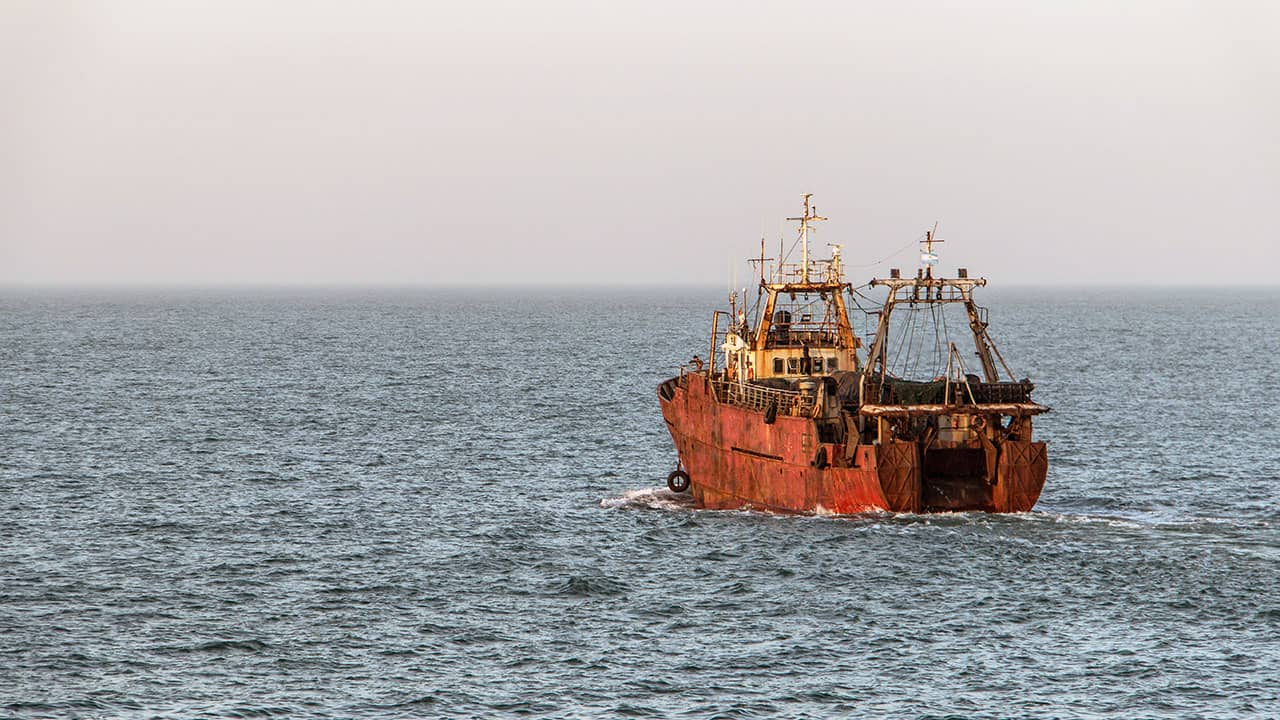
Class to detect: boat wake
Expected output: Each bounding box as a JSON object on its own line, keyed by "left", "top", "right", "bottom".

{"left": 600, "top": 491, "right": 1269, "bottom": 535}
{"left": 600, "top": 487, "right": 697, "bottom": 512}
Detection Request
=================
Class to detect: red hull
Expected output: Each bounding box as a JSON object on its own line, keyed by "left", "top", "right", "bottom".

{"left": 659, "top": 374, "right": 1047, "bottom": 514}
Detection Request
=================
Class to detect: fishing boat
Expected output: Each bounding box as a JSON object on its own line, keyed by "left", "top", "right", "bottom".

{"left": 657, "top": 195, "right": 1049, "bottom": 513}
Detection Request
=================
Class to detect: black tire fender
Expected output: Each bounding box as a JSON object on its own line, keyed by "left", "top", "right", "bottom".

{"left": 666, "top": 469, "right": 691, "bottom": 493}
{"left": 814, "top": 447, "right": 829, "bottom": 469}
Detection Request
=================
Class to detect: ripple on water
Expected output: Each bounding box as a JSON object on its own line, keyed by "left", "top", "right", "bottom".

{"left": 2, "top": 288, "right": 1278, "bottom": 719}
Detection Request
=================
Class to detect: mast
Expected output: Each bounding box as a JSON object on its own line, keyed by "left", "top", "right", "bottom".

{"left": 963, "top": 299, "right": 999, "bottom": 382}
{"left": 749, "top": 195, "right": 858, "bottom": 365}
{"left": 863, "top": 221, "right": 1020, "bottom": 388}
{"left": 787, "top": 193, "right": 827, "bottom": 283}
{"left": 921, "top": 222, "right": 942, "bottom": 280}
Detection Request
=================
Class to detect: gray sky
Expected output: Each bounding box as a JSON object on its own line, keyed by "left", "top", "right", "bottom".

{"left": 4, "top": 1, "right": 1277, "bottom": 286}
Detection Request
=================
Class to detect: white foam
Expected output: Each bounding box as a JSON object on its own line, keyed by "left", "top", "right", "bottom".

{"left": 600, "top": 487, "right": 695, "bottom": 512}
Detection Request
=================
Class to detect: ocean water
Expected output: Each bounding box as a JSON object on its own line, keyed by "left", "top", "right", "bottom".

{"left": 1, "top": 286, "right": 1277, "bottom": 719}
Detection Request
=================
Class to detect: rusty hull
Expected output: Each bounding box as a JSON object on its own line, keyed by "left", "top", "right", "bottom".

{"left": 659, "top": 374, "right": 1047, "bottom": 514}
{"left": 660, "top": 374, "right": 887, "bottom": 513}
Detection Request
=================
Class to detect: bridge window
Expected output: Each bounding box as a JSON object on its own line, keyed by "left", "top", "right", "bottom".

{"left": 788, "top": 358, "right": 799, "bottom": 373}
{"left": 813, "top": 357, "right": 824, "bottom": 373}
{"left": 828, "top": 356, "right": 838, "bottom": 371}
{"left": 773, "top": 358, "right": 784, "bottom": 374}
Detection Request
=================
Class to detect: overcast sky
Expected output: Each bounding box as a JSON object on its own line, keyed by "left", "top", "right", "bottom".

{"left": 3, "top": 1, "right": 1277, "bottom": 286}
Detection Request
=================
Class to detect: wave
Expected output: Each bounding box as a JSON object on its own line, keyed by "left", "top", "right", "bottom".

{"left": 599, "top": 487, "right": 696, "bottom": 512}
{"left": 547, "top": 575, "right": 629, "bottom": 598}
{"left": 604, "top": 489, "right": 1271, "bottom": 535}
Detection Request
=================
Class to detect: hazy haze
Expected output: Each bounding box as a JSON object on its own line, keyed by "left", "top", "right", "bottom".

{"left": 4, "top": 1, "right": 1278, "bottom": 286}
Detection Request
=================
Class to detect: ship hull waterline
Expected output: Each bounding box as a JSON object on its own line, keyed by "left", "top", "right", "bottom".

{"left": 659, "top": 374, "right": 1047, "bottom": 514}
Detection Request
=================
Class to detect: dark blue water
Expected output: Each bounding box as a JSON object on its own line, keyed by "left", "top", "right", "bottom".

{"left": 2, "top": 287, "right": 1277, "bottom": 719}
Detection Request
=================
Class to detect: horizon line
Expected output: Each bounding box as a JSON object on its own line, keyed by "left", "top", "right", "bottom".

{"left": 2, "top": 280, "right": 1278, "bottom": 292}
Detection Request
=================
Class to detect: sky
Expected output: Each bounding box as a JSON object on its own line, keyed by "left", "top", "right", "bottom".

{"left": 3, "top": 1, "right": 1278, "bottom": 286}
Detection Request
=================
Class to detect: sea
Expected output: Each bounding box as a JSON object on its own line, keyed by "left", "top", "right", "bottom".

{"left": 1, "top": 286, "right": 1277, "bottom": 719}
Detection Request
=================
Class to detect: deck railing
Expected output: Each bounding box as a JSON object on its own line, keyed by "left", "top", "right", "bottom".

{"left": 710, "top": 379, "right": 814, "bottom": 416}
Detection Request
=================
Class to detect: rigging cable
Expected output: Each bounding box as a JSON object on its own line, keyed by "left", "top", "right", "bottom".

{"left": 929, "top": 302, "right": 944, "bottom": 379}
{"left": 843, "top": 233, "right": 927, "bottom": 269}
{"left": 847, "top": 283, "right": 883, "bottom": 349}
{"left": 908, "top": 303, "right": 930, "bottom": 380}
{"left": 939, "top": 301, "right": 953, "bottom": 379}
{"left": 888, "top": 305, "right": 918, "bottom": 378}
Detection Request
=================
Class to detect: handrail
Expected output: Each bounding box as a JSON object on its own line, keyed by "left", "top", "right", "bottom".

{"left": 709, "top": 379, "right": 814, "bottom": 417}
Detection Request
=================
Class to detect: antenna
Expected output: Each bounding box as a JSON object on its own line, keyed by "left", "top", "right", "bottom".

{"left": 920, "top": 221, "right": 943, "bottom": 279}
{"left": 748, "top": 237, "right": 773, "bottom": 287}
{"left": 787, "top": 193, "right": 827, "bottom": 283}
